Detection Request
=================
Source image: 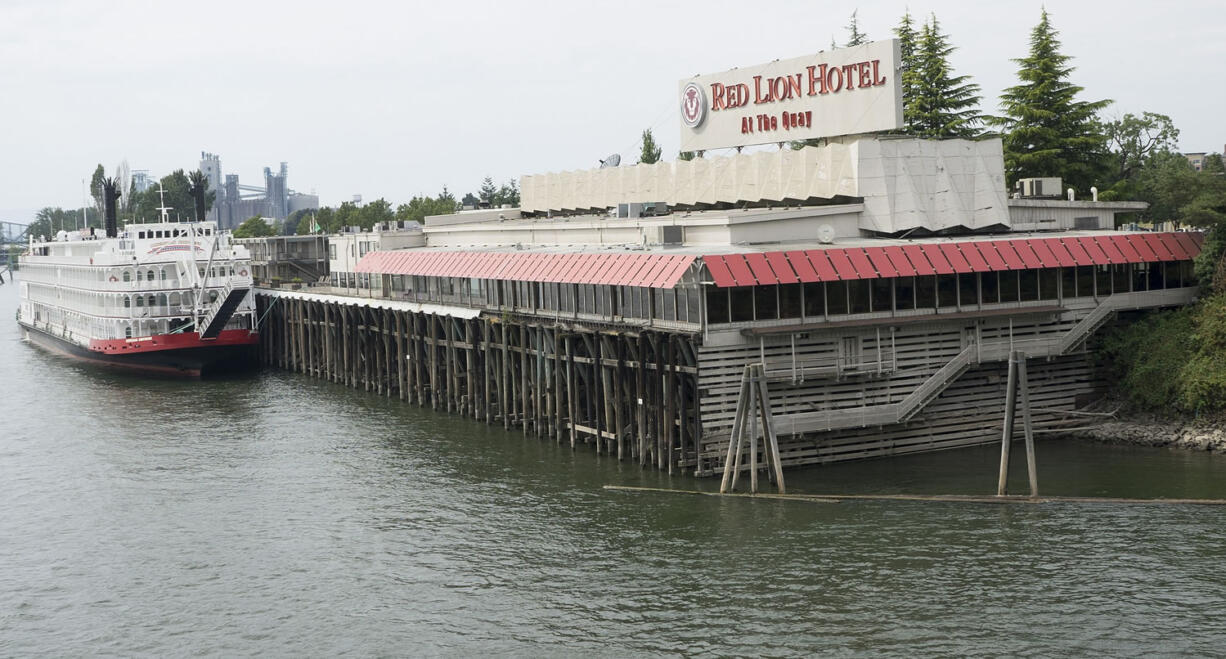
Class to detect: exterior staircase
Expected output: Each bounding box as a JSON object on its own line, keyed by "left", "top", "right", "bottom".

{"left": 199, "top": 283, "right": 249, "bottom": 339}
{"left": 763, "top": 288, "right": 1198, "bottom": 436}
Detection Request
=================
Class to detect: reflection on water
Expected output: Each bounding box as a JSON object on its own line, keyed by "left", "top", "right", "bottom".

{"left": 2, "top": 281, "right": 1225, "bottom": 655}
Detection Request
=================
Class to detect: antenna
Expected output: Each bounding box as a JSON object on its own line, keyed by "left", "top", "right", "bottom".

{"left": 156, "top": 182, "right": 172, "bottom": 223}
{"left": 599, "top": 154, "right": 621, "bottom": 168}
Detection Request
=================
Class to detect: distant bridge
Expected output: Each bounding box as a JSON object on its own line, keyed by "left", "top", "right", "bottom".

{"left": 2, "top": 220, "right": 30, "bottom": 246}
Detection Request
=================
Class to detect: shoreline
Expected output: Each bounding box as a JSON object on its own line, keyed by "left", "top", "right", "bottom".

{"left": 1057, "top": 404, "right": 1226, "bottom": 452}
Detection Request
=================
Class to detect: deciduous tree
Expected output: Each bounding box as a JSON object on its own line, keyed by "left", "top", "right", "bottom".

{"left": 233, "top": 215, "right": 275, "bottom": 238}
{"left": 1103, "top": 112, "right": 1180, "bottom": 181}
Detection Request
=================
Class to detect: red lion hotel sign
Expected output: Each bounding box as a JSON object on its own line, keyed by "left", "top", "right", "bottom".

{"left": 679, "top": 39, "right": 903, "bottom": 152}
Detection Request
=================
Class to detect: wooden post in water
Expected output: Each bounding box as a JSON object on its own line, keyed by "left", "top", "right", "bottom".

{"left": 720, "top": 364, "right": 786, "bottom": 494}
{"left": 754, "top": 366, "right": 786, "bottom": 494}
{"left": 1018, "top": 355, "right": 1038, "bottom": 497}
{"left": 996, "top": 351, "right": 1019, "bottom": 496}
{"left": 719, "top": 368, "right": 752, "bottom": 494}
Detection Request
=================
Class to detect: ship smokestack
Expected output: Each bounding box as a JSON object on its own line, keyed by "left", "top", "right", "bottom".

{"left": 102, "top": 177, "right": 121, "bottom": 238}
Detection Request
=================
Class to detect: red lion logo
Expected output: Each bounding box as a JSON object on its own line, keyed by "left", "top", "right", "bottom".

{"left": 681, "top": 82, "right": 706, "bottom": 128}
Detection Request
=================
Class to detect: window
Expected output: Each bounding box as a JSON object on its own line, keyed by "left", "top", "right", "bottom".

{"left": 958, "top": 273, "right": 977, "bottom": 308}
{"left": 937, "top": 275, "right": 957, "bottom": 308}
{"left": 135, "top": 295, "right": 144, "bottom": 307}
{"left": 827, "top": 281, "right": 848, "bottom": 315}
{"left": 729, "top": 288, "right": 753, "bottom": 322}
{"left": 1113, "top": 264, "right": 1130, "bottom": 293}
{"left": 1076, "top": 266, "right": 1094, "bottom": 298}
{"left": 803, "top": 282, "right": 824, "bottom": 318}
{"left": 754, "top": 286, "right": 778, "bottom": 320}
{"left": 147, "top": 270, "right": 155, "bottom": 281}
{"left": 916, "top": 276, "right": 936, "bottom": 309}
{"left": 329, "top": 244, "right": 337, "bottom": 260}
{"left": 1019, "top": 269, "right": 1039, "bottom": 302}
{"left": 1061, "top": 267, "right": 1077, "bottom": 299}
{"left": 122, "top": 271, "right": 131, "bottom": 282}
{"left": 660, "top": 288, "right": 674, "bottom": 320}
{"left": 1133, "top": 263, "right": 1151, "bottom": 292}
{"left": 999, "top": 271, "right": 1019, "bottom": 303}
{"left": 147, "top": 295, "right": 156, "bottom": 307}
{"left": 871, "top": 278, "right": 892, "bottom": 313}
{"left": 895, "top": 277, "right": 915, "bottom": 311}
{"left": 123, "top": 296, "right": 131, "bottom": 308}
{"left": 779, "top": 284, "right": 801, "bottom": 319}
{"left": 1096, "top": 265, "right": 1112, "bottom": 296}
{"left": 1039, "top": 269, "right": 1058, "bottom": 300}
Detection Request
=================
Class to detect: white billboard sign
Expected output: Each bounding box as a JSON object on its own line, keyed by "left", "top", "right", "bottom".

{"left": 679, "top": 39, "right": 903, "bottom": 152}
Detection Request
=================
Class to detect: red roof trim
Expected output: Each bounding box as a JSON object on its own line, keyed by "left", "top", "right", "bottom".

{"left": 1026, "top": 239, "right": 1060, "bottom": 268}
{"left": 1171, "top": 233, "right": 1201, "bottom": 260}
{"left": 1108, "top": 235, "right": 1144, "bottom": 263}
{"left": 1139, "top": 233, "right": 1174, "bottom": 261}
{"left": 882, "top": 246, "right": 918, "bottom": 277}
{"left": 865, "top": 247, "right": 898, "bottom": 278}
{"left": 705, "top": 255, "right": 736, "bottom": 288}
{"left": 825, "top": 249, "right": 860, "bottom": 280}
{"left": 920, "top": 245, "right": 955, "bottom": 275}
{"left": 901, "top": 245, "right": 937, "bottom": 276}
{"left": 804, "top": 250, "right": 841, "bottom": 282}
{"left": 744, "top": 253, "right": 775, "bottom": 285}
{"left": 1126, "top": 234, "right": 1160, "bottom": 262}
{"left": 938, "top": 244, "right": 973, "bottom": 273}
{"left": 973, "top": 242, "right": 1007, "bottom": 271}
{"left": 783, "top": 251, "right": 820, "bottom": 283}
{"left": 1061, "top": 238, "right": 1095, "bottom": 267}
{"left": 958, "top": 243, "right": 991, "bottom": 272}
{"left": 844, "top": 248, "right": 880, "bottom": 279}
{"left": 765, "top": 252, "right": 800, "bottom": 284}
{"left": 724, "top": 254, "right": 756, "bottom": 286}
{"left": 1010, "top": 241, "right": 1043, "bottom": 269}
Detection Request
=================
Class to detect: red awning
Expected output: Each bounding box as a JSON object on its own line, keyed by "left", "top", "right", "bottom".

{"left": 803, "top": 250, "right": 841, "bottom": 282}
{"left": 902, "top": 245, "right": 937, "bottom": 276}
{"left": 973, "top": 242, "right": 1007, "bottom": 270}
{"left": 765, "top": 252, "right": 800, "bottom": 284}
{"left": 921, "top": 245, "right": 955, "bottom": 275}
{"left": 744, "top": 253, "right": 775, "bottom": 285}
{"left": 882, "top": 246, "right": 918, "bottom": 277}
{"left": 865, "top": 247, "right": 898, "bottom": 278}
{"left": 844, "top": 248, "right": 880, "bottom": 279}
{"left": 783, "top": 251, "right": 820, "bottom": 283}
{"left": 825, "top": 249, "right": 860, "bottom": 280}
{"left": 1011, "top": 241, "right": 1043, "bottom": 268}
{"left": 938, "top": 244, "right": 973, "bottom": 273}
{"left": 958, "top": 243, "right": 991, "bottom": 272}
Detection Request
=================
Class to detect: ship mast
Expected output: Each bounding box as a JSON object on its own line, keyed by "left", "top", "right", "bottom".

{"left": 156, "top": 183, "right": 172, "bottom": 224}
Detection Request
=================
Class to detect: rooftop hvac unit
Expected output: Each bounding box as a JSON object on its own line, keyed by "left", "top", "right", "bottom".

{"left": 1015, "top": 177, "right": 1063, "bottom": 199}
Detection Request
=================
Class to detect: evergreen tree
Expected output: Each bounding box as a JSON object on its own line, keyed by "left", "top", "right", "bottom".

{"left": 894, "top": 11, "right": 919, "bottom": 133}
{"left": 638, "top": 129, "right": 662, "bottom": 165}
{"left": 845, "top": 10, "right": 868, "bottom": 46}
{"left": 992, "top": 9, "right": 1111, "bottom": 192}
{"left": 478, "top": 176, "right": 498, "bottom": 205}
{"left": 907, "top": 16, "right": 983, "bottom": 138}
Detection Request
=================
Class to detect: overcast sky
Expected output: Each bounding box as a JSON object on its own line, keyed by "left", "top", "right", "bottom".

{"left": 1, "top": 0, "right": 1222, "bottom": 221}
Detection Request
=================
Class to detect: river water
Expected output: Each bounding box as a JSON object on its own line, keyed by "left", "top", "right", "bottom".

{"left": 2, "top": 279, "right": 1225, "bottom": 656}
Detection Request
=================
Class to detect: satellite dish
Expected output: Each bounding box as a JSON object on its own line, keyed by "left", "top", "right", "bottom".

{"left": 599, "top": 154, "right": 621, "bottom": 168}
{"left": 816, "top": 224, "right": 836, "bottom": 244}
